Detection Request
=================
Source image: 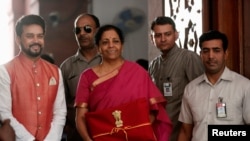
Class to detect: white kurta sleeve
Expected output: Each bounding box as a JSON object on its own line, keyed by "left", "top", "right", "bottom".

{"left": 0, "top": 65, "right": 35, "bottom": 141}
{"left": 44, "top": 69, "right": 67, "bottom": 141}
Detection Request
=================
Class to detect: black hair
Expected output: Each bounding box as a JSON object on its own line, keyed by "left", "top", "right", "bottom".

{"left": 136, "top": 59, "right": 148, "bottom": 70}
{"left": 199, "top": 30, "right": 228, "bottom": 51}
{"left": 150, "top": 16, "right": 176, "bottom": 31}
{"left": 95, "top": 24, "right": 124, "bottom": 46}
{"left": 15, "top": 14, "right": 46, "bottom": 37}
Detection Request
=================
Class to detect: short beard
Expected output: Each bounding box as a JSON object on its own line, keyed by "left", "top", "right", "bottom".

{"left": 21, "top": 43, "right": 43, "bottom": 58}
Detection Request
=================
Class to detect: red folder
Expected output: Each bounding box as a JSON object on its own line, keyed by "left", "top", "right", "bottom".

{"left": 85, "top": 98, "right": 157, "bottom": 141}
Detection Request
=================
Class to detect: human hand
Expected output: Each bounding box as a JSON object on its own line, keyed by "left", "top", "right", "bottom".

{"left": 0, "top": 119, "right": 15, "bottom": 141}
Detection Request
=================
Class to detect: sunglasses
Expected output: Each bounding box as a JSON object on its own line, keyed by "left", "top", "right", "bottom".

{"left": 73, "top": 25, "right": 92, "bottom": 34}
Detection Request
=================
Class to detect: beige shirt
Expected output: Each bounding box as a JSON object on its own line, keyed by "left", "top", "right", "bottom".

{"left": 149, "top": 45, "right": 204, "bottom": 141}
{"left": 60, "top": 49, "right": 101, "bottom": 129}
{"left": 60, "top": 50, "right": 102, "bottom": 107}
{"left": 179, "top": 67, "right": 250, "bottom": 141}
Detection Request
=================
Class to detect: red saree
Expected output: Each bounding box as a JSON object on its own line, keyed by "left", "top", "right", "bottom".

{"left": 75, "top": 60, "right": 172, "bottom": 141}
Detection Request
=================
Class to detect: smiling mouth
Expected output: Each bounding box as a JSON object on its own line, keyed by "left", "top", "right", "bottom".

{"left": 30, "top": 44, "right": 41, "bottom": 50}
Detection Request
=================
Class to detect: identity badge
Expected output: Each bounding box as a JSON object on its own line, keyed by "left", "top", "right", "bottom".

{"left": 216, "top": 97, "right": 227, "bottom": 118}
{"left": 163, "top": 82, "right": 172, "bottom": 96}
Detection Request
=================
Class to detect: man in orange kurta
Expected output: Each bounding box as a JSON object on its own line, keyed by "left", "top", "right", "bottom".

{"left": 0, "top": 14, "right": 66, "bottom": 141}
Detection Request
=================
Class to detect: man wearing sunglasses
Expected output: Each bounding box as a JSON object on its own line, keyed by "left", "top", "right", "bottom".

{"left": 60, "top": 13, "right": 102, "bottom": 141}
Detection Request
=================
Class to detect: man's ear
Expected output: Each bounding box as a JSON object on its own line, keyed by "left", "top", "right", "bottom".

{"left": 224, "top": 49, "right": 229, "bottom": 60}
{"left": 175, "top": 31, "right": 179, "bottom": 40}
{"left": 150, "top": 34, "right": 154, "bottom": 43}
{"left": 200, "top": 50, "right": 203, "bottom": 61}
{"left": 15, "top": 35, "right": 21, "bottom": 46}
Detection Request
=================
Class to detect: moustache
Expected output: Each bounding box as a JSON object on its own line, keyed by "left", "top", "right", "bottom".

{"left": 78, "top": 34, "right": 89, "bottom": 40}
{"left": 29, "top": 43, "right": 42, "bottom": 48}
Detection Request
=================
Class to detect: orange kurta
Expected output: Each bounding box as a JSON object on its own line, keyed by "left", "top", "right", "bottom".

{"left": 5, "top": 53, "right": 59, "bottom": 140}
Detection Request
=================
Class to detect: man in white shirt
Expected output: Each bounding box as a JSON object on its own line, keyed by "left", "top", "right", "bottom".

{"left": 178, "top": 30, "right": 250, "bottom": 141}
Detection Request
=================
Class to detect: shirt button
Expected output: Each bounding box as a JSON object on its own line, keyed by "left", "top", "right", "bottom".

{"left": 36, "top": 83, "right": 40, "bottom": 87}
{"left": 37, "top": 97, "right": 41, "bottom": 100}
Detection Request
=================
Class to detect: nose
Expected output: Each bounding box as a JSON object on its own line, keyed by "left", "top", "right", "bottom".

{"left": 108, "top": 41, "right": 114, "bottom": 47}
{"left": 33, "top": 36, "right": 39, "bottom": 43}
{"left": 160, "top": 34, "right": 166, "bottom": 42}
{"left": 208, "top": 50, "right": 215, "bottom": 59}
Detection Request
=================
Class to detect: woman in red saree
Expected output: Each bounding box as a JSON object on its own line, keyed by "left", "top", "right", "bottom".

{"left": 75, "top": 24, "right": 172, "bottom": 141}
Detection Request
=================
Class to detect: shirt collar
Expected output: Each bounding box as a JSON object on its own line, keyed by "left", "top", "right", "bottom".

{"left": 218, "top": 67, "right": 233, "bottom": 81}
{"left": 18, "top": 52, "right": 42, "bottom": 66}
{"left": 160, "top": 44, "right": 179, "bottom": 61}
{"left": 198, "top": 67, "right": 232, "bottom": 85}
{"left": 72, "top": 49, "right": 101, "bottom": 63}
{"left": 72, "top": 49, "right": 84, "bottom": 62}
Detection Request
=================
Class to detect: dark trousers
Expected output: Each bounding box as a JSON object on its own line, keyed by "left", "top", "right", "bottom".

{"left": 63, "top": 125, "right": 83, "bottom": 141}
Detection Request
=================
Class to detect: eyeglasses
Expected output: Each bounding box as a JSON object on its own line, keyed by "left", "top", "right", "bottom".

{"left": 73, "top": 25, "right": 92, "bottom": 34}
